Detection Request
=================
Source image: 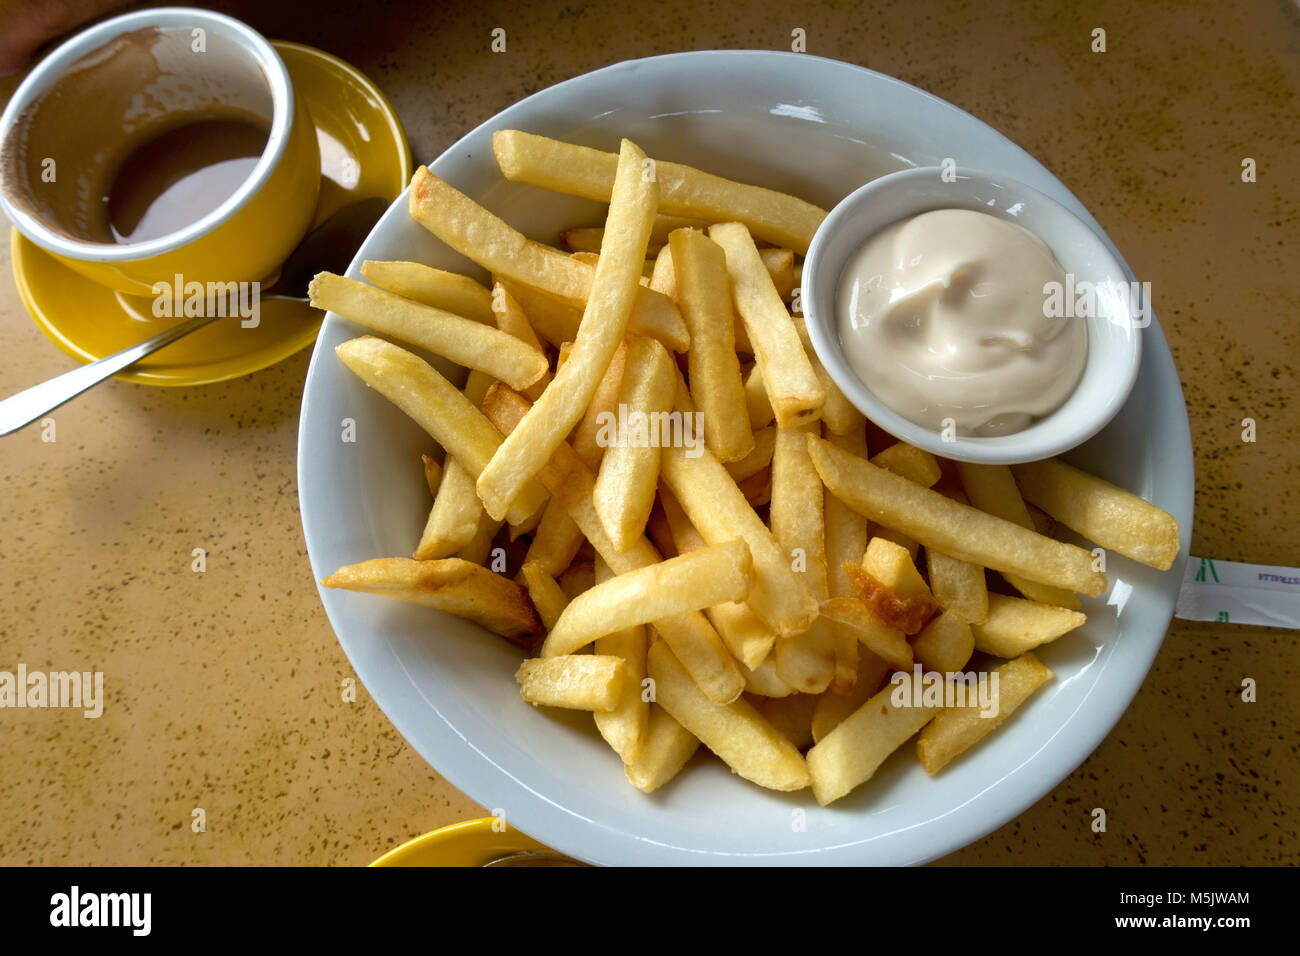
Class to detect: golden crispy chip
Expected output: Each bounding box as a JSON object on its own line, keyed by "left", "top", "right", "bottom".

{"left": 810, "top": 650, "right": 891, "bottom": 743}
{"left": 519, "top": 561, "right": 569, "bottom": 631}
{"left": 818, "top": 597, "right": 914, "bottom": 670}
{"left": 541, "top": 539, "right": 755, "bottom": 657}
{"left": 806, "top": 670, "right": 939, "bottom": 805}
{"left": 482, "top": 384, "right": 746, "bottom": 704}
{"left": 807, "top": 435, "right": 1108, "bottom": 596}
{"left": 756, "top": 693, "right": 819, "bottom": 751}
{"left": 710, "top": 222, "right": 824, "bottom": 428}
{"left": 335, "top": 336, "right": 547, "bottom": 527}
{"left": 493, "top": 129, "right": 827, "bottom": 254}
{"left": 770, "top": 423, "right": 835, "bottom": 694}
{"left": 323, "top": 557, "right": 543, "bottom": 646}
{"left": 917, "top": 653, "right": 1054, "bottom": 774}
{"left": 311, "top": 272, "right": 546, "bottom": 390}
{"left": 661, "top": 439, "right": 818, "bottom": 638}
{"left": 516, "top": 655, "right": 627, "bottom": 711}
{"left": 593, "top": 336, "right": 675, "bottom": 551}
{"left": 421, "top": 454, "right": 444, "bottom": 496}
{"left": 475, "top": 140, "right": 658, "bottom": 521}
{"left": 1012, "top": 458, "right": 1180, "bottom": 571}
{"left": 970, "top": 594, "right": 1086, "bottom": 658}
{"left": 911, "top": 609, "right": 976, "bottom": 673}
{"left": 648, "top": 641, "right": 811, "bottom": 791}
{"left": 670, "top": 228, "right": 755, "bottom": 462}
{"left": 361, "top": 260, "right": 495, "bottom": 324}
{"left": 957, "top": 462, "right": 1082, "bottom": 609}
{"left": 624, "top": 703, "right": 700, "bottom": 793}
{"left": 845, "top": 537, "right": 940, "bottom": 635}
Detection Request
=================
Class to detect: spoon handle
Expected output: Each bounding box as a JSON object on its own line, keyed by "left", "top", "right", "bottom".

{"left": 0, "top": 313, "right": 220, "bottom": 436}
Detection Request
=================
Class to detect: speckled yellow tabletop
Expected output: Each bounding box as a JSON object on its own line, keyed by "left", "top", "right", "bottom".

{"left": 1, "top": 0, "right": 1296, "bottom": 865}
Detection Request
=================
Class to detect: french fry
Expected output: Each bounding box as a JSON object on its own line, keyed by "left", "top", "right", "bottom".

{"left": 710, "top": 222, "right": 824, "bottom": 428}
{"left": 846, "top": 537, "right": 939, "bottom": 635}
{"left": 565, "top": 226, "right": 664, "bottom": 258}
{"left": 644, "top": 502, "right": 678, "bottom": 559}
{"left": 742, "top": 655, "right": 796, "bottom": 698}
{"left": 660, "top": 440, "right": 818, "bottom": 638}
{"left": 925, "top": 547, "right": 990, "bottom": 625}
{"left": 911, "top": 609, "right": 976, "bottom": 673}
{"left": 490, "top": 281, "right": 551, "bottom": 401}
{"left": 818, "top": 597, "right": 914, "bottom": 670}
{"left": 870, "top": 525, "right": 920, "bottom": 561}
{"left": 1012, "top": 459, "right": 1180, "bottom": 571}
{"left": 660, "top": 486, "right": 777, "bottom": 669}
{"left": 806, "top": 670, "right": 939, "bottom": 805}
{"left": 648, "top": 641, "right": 811, "bottom": 791}
{"left": 824, "top": 424, "right": 869, "bottom": 694}
{"left": 736, "top": 467, "right": 772, "bottom": 507}
{"left": 522, "top": 499, "right": 586, "bottom": 578}
{"left": 360, "top": 260, "right": 495, "bottom": 324}
{"left": 756, "top": 693, "right": 818, "bottom": 751}
{"left": 806, "top": 347, "right": 860, "bottom": 435}
{"left": 483, "top": 384, "right": 745, "bottom": 703}
{"left": 568, "top": 339, "right": 628, "bottom": 471}
{"left": 458, "top": 510, "right": 504, "bottom": 566}
{"left": 744, "top": 364, "right": 775, "bottom": 428}
{"left": 415, "top": 369, "right": 497, "bottom": 560}
{"left": 917, "top": 653, "right": 1054, "bottom": 774}
{"left": 475, "top": 140, "right": 657, "bottom": 521}
{"left": 493, "top": 129, "right": 827, "bottom": 254}
{"left": 971, "top": 594, "right": 1086, "bottom": 657}
{"left": 407, "top": 165, "right": 686, "bottom": 348}
{"left": 516, "top": 655, "right": 627, "bottom": 711}
{"left": 807, "top": 435, "right": 1108, "bottom": 596}
{"left": 593, "top": 336, "right": 675, "bottom": 551}
{"left": 322, "top": 557, "right": 543, "bottom": 645}
{"left": 421, "top": 454, "right": 444, "bottom": 495}
{"left": 870, "top": 442, "right": 942, "bottom": 487}
{"left": 496, "top": 274, "right": 688, "bottom": 353}
{"left": 647, "top": 245, "right": 677, "bottom": 298}
{"left": 565, "top": 214, "right": 712, "bottom": 255}
{"left": 593, "top": 557, "right": 649, "bottom": 765}
{"left": 724, "top": 426, "right": 775, "bottom": 482}
{"left": 335, "top": 337, "right": 547, "bottom": 527}
{"left": 644, "top": 244, "right": 790, "bottom": 346}
{"left": 957, "top": 461, "right": 1081, "bottom": 609}
{"left": 761, "top": 247, "right": 795, "bottom": 300}
{"left": 705, "top": 601, "right": 778, "bottom": 672}
{"left": 556, "top": 559, "right": 595, "bottom": 601}
{"left": 415, "top": 459, "right": 483, "bottom": 560}
{"left": 669, "top": 228, "right": 754, "bottom": 462}
{"left": 770, "top": 423, "right": 835, "bottom": 694}
{"left": 311, "top": 272, "right": 546, "bottom": 391}
{"left": 519, "top": 561, "right": 569, "bottom": 630}
{"left": 625, "top": 703, "right": 700, "bottom": 793}
{"left": 541, "top": 539, "right": 754, "bottom": 657}
{"left": 811, "top": 650, "right": 891, "bottom": 743}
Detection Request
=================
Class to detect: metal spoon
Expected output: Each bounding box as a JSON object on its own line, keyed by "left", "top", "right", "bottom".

{"left": 0, "top": 197, "right": 387, "bottom": 436}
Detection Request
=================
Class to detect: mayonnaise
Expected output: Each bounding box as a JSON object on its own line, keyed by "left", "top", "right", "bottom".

{"left": 837, "top": 208, "right": 1086, "bottom": 437}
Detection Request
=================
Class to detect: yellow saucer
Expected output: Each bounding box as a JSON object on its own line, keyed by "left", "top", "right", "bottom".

{"left": 369, "top": 818, "right": 562, "bottom": 867}
{"left": 10, "top": 41, "right": 412, "bottom": 387}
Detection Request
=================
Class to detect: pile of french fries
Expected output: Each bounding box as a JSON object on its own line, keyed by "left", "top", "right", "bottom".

{"left": 316, "top": 131, "right": 1181, "bottom": 806}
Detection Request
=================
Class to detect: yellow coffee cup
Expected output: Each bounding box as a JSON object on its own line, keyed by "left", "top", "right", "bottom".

{"left": 0, "top": 8, "right": 320, "bottom": 297}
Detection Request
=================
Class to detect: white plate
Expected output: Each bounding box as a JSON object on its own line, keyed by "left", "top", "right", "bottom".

{"left": 298, "top": 51, "right": 1194, "bottom": 866}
